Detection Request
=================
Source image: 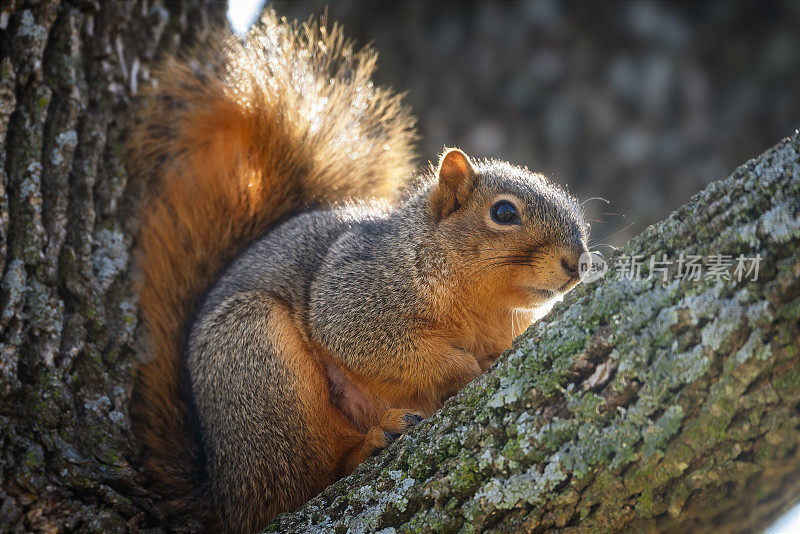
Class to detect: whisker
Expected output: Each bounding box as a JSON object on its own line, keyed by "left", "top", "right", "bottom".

{"left": 511, "top": 309, "right": 516, "bottom": 339}
{"left": 580, "top": 197, "right": 610, "bottom": 208}
{"left": 445, "top": 250, "right": 551, "bottom": 265}
{"left": 590, "top": 243, "right": 618, "bottom": 250}
{"left": 473, "top": 262, "right": 515, "bottom": 276}
{"left": 460, "top": 255, "right": 538, "bottom": 268}
{"left": 471, "top": 259, "right": 542, "bottom": 277}
{"left": 439, "top": 246, "right": 547, "bottom": 254}
{"left": 590, "top": 220, "right": 636, "bottom": 246}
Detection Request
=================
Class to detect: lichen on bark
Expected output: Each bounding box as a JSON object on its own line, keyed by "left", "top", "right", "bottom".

{"left": 269, "top": 132, "right": 800, "bottom": 533}
{"left": 1, "top": 1, "right": 799, "bottom": 531}
{"left": 0, "top": 1, "right": 227, "bottom": 531}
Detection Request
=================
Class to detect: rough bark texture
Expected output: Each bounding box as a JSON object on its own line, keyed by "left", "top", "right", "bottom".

{"left": 1, "top": 1, "right": 799, "bottom": 533}
{"left": 0, "top": 1, "right": 226, "bottom": 532}
{"left": 270, "top": 133, "right": 800, "bottom": 533}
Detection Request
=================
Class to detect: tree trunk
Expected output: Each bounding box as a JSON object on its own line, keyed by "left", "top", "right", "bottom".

{"left": 0, "top": 1, "right": 226, "bottom": 531}
{"left": 270, "top": 133, "right": 800, "bottom": 533}
{"left": 1, "top": 2, "right": 799, "bottom": 533}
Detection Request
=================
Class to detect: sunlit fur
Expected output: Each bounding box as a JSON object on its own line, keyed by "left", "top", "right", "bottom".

{"left": 130, "top": 11, "right": 414, "bottom": 530}
{"left": 131, "top": 11, "right": 587, "bottom": 534}
{"left": 183, "top": 149, "right": 587, "bottom": 531}
{"left": 428, "top": 157, "right": 589, "bottom": 314}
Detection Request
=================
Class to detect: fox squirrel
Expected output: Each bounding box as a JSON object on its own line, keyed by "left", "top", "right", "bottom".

{"left": 130, "top": 10, "right": 589, "bottom": 533}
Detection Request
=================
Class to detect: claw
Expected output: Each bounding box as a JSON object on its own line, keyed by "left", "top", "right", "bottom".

{"left": 403, "top": 413, "right": 424, "bottom": 426}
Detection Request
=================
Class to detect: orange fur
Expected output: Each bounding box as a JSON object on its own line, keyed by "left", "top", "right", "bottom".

{"left": 129, "top": 12, "right": 414, "bottom": 524}
{"left": 130, "top": 13, "right": 585, "bottom": 530}
{"left": 325, "top": 150, "right": 582, "bottom": 415}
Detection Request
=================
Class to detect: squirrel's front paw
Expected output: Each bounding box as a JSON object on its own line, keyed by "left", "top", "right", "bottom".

{"left": 343, "top": 410, "right": 425, "bottom": 470}
{"left": 369, "top": 409, "right": 424, "bottom": 453}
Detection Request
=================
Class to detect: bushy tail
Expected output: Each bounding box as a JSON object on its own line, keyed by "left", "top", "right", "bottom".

{"left": 130, "top": 10, "right": 415, "bottom": 524}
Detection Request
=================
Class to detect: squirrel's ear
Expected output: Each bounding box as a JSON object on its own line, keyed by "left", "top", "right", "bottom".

{"left": 430, "top": 148, "right": 477, "bottom": 222}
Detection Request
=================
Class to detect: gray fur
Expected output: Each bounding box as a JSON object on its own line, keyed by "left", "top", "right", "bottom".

{"left": 186, "top": 159, "right": 587, "bottom": 529}
{"left": 188, "top": 292, "right": 317, "bottom": 529}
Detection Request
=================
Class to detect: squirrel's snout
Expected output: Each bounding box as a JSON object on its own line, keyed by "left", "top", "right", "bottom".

{"left": 560, "top": 244, "right": 589, "bottom": 283}
{"left": 561, "top": 257, "right": 579, "bottom": 278}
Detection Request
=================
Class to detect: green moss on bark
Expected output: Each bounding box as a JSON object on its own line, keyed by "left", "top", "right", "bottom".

{"left": 270, "top": 132, "right": 800, "bottom": 533}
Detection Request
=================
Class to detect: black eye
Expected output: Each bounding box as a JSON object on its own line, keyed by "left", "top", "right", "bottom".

{"left": 490, "top": 201, "right": 520, "bottom": 225}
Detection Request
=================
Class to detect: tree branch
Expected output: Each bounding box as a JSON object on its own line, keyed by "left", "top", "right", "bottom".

{"left": 1, "top": 1, "right": 799, "bottom": 531}
{"left": 271, "top": 133, "right": 800, "bottom": 533}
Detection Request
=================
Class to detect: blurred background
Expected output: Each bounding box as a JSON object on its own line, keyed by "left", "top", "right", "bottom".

{"left": 231, "top": 0, "right": 800, "bottom": 248}
{"left": 227, "top": 1, "right": 800, "bottom": 530}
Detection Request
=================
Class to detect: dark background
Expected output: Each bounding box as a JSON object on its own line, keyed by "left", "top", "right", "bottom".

{"left": 269, "top": 1, "right": 800, "bottom": 247}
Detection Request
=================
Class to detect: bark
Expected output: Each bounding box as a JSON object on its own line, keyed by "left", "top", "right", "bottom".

{"left": 0, "top": 1, "right": 799, "bottom": 533}
{"left": 0, "top": 1, "right": 226, "bottom": 532}
{"left": 270, "top": 133, "right": 800, "bottom": 533}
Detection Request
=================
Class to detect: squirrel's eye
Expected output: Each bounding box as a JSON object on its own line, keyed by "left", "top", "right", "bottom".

{"left": 490, "top": 201, "right": 520, "bottom": 225}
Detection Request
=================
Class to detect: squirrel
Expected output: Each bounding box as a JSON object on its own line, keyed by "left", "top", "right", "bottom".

{"left": 130, "top": 10, "right": 589, "bottom": 533}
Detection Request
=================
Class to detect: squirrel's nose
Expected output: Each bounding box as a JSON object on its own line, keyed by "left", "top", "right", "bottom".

{"left": 561, "top": 257, "right": 579, "bottom": 278}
